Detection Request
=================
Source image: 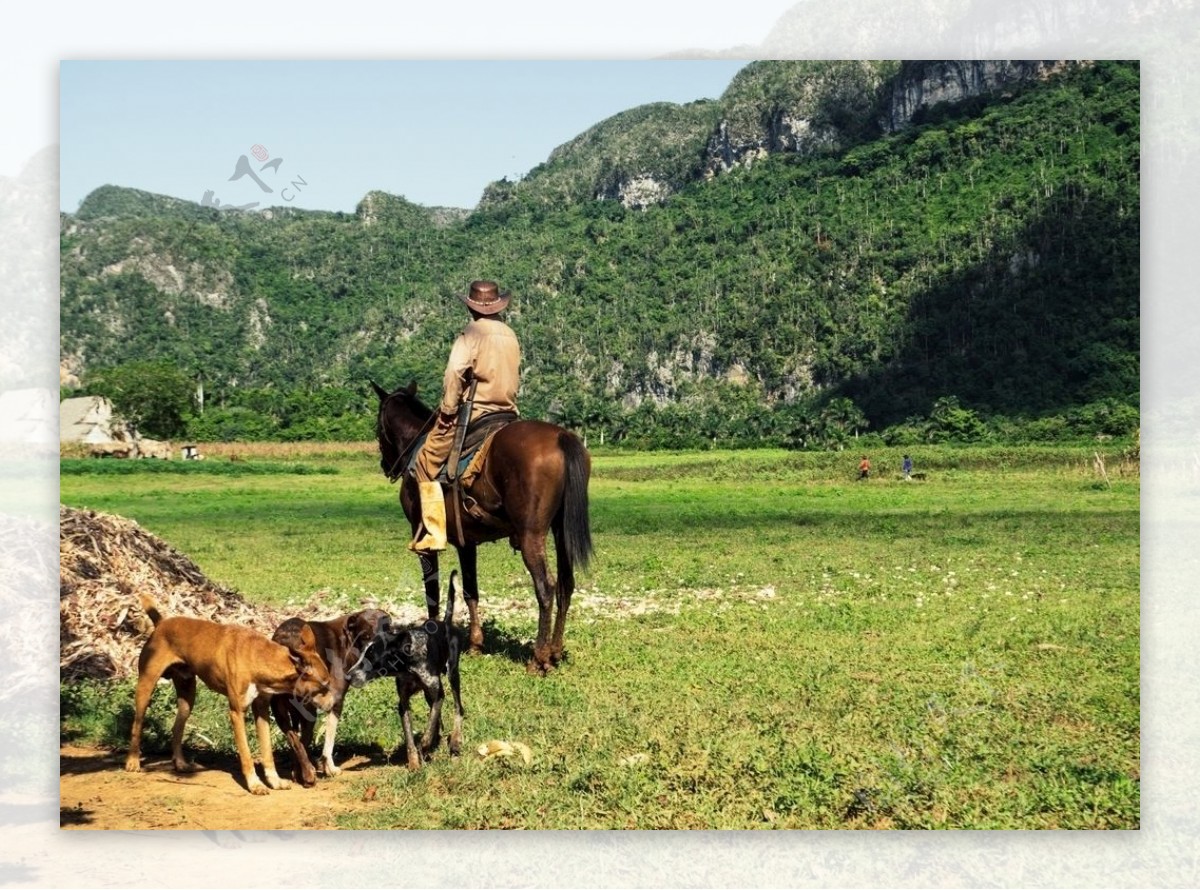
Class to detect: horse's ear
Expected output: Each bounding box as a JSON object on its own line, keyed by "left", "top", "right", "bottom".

{"left": 406, "top": 381, "right": 418, "bottom": 396}
{"left": 369, "top": 380, "right": 389, "bottom": 402}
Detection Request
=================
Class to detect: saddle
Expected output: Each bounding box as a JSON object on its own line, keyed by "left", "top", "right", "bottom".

{"left": 407, "top": 411, "right": 518, "bottom": 545}
{"left": 405, "top": 411, "right": 517, "bottom": 483}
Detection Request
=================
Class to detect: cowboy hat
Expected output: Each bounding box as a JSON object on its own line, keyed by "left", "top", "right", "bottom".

{"left": 460, "top": 280, "right": 511, "bottom": 315}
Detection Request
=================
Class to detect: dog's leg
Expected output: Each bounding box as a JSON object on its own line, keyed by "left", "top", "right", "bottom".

{"left": 396, "top": 680, "right": 422, "bottom": 771}
{"left": 296, "top": 707, "right": 320, "bottom": 784}
{"left": 253, "top": 697, "right": 291, "bottom": 791}
{"left": 169, "top": 673, "right": 198, "bottom": 772}
{"left": 318, "top": 701, "right": 343, "bottom": 777}
{"left": 124, "top": 648, "right": 171, "bottom": 772}
{"left": 228, "top": 702, "right": 269, "bottom": 795}
{"left": 299, "top": 708, "right": 315, "bottom": 752}
{"left": 270, "top": 695, "right": 316, "bottom": 787}
{"left": 420, "top": 678, "right": 444, "bottom": 758}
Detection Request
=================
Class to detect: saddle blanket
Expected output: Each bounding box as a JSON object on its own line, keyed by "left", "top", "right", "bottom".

{"left": 406, "top": 411, "right": 517, "bottom": 484}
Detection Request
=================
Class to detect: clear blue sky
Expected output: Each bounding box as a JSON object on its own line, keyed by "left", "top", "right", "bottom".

{"left": 60, "top": 60, "right": 752, "bottom": 213}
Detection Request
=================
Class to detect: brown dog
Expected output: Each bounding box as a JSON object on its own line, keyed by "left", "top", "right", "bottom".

{"left": 270, "top": 609, "right": 392, "bottom": 786}
{"left": 124, "top": 595, "right": 335, "bottom": 795}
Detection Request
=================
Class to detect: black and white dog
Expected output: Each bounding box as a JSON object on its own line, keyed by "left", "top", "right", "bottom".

{"left": 370, "top": 570, "right": 465, "bottom": 770}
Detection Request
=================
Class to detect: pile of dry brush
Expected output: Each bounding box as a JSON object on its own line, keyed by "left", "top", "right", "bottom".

{"left": 59, "top": 506, "right": 327, "bottom": 682}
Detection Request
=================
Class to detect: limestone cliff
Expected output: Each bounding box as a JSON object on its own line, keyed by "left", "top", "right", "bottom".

{"left": 880, "top": 60, "right": 1076, "bottom": 132}
{"left": 701, "top": 60, "right": 896, "bottom": 178}
{"left": 501, "top": 60, "right": 1076, "bottom": 210}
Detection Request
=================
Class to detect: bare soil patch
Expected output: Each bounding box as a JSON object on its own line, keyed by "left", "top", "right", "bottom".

{"left": 59, "top": 745, "right": 375, "bottom": 830}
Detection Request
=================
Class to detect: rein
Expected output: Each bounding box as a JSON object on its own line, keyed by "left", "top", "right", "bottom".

{"left": 345, "top": 638, "right": 375, "bottom": 678}
{"left": 380, "top": 393, "right": 437, "bottom": 483}
{"left": 344, "top": 623, "right": 385, "bottom": 686}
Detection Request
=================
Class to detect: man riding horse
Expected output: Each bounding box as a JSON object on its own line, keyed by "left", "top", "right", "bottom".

{"left": 410, "top": 280, "right": 520, "bottom": 553}
{"left": 373, "top": 282, "right": 591, "bottom": 670}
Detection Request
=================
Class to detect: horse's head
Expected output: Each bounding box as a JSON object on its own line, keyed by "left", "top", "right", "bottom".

{"left": 371, "top": 380, "right": 432, "bottom": 482}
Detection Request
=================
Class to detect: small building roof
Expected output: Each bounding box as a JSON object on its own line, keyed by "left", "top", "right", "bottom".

{"left": 59, "top": 395, "right": 129, "bottom": 444}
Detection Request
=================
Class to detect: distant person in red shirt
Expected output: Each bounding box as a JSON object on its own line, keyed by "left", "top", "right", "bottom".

{"left": 858, "top": 455, "right": 871, "bottom": 480}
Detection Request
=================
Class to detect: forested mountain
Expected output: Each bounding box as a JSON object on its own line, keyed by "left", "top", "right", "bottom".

{"left": 60, "top": 60, "right": 1139, "bottom": 447}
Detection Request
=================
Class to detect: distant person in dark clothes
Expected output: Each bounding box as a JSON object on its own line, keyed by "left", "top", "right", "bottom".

{"left": 902, "top": 454, "right": 913, "bottom": 481}
{"left": 858, "top": 455, "right": 870, "bottom": 480}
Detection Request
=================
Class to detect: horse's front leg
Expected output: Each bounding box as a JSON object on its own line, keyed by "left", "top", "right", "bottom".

{"left": 518, "top": 530, "right": 555, "bottom": 674}
{"left": 417, "top": 551, "right": 440, "bottom": 620}
{"left": 456, "top": 544, "right": 484, "bottom": 653}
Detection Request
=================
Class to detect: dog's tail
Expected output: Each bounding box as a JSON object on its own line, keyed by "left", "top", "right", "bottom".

{"left": 444, "top": 570, "right": 458, "bottom": 628}
{"left": 445, "top": 570, "right": 462, "bottom": 714}
{"left": 138, "top": 593, "right": 165, "bottom": 627}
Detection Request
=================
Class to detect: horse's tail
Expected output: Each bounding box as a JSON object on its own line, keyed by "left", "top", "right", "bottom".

{"left": 556, "top": 431, "right": 593, "bottom": 578}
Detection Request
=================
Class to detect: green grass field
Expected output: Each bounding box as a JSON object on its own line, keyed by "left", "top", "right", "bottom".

{"left": 60, "top": 444, "right": 1139, "bottom": 829}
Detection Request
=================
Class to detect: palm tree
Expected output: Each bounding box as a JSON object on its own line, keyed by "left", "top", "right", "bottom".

{"left": 820, "top": 397, "right": 868, "bottom": 450}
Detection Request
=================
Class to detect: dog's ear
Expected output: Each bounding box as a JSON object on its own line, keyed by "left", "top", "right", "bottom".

{"left": 298, "top": 624, "right": 319, "bottom": 648}
{"left": 289, "top": 650, "right": 320, "bottom": 674}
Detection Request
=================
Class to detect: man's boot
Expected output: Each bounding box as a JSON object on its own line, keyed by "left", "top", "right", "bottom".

{"left": 409, "top": 481, "right": 448, "bottom": 552}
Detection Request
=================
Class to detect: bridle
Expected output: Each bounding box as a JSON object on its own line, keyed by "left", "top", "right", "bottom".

{"left": 343, "top": 620, "right": 386, "bottom": 682}
{"left": 344, "top": 637, "right": 376, "bottom": 679}
{"left": 378, "top": 391, "right": 436, "bottom": 484}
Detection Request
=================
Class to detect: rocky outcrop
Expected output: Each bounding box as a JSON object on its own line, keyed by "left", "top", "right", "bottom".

{"left": 701, "top": 61, "right": 892, "bottom": 179}
{"left": 96, "top": 253, "right": 235, "bottom": 310}
{"left": 596, "top": 174, "right": 673, "bottom": 210}
{"left": 881, "top": 60, "right": 1075, "bottom": 132}
{"left": 498, "top": 101, "right": 721, "bottom": 212}
{"left": 355, "top": 190, "right": 468, "bottom": 228}
{"left": 703, "top": 114, "right": 840, "bottom": 178}
{"left": 482, "top": 61, "right": 1075, "bottom": 211}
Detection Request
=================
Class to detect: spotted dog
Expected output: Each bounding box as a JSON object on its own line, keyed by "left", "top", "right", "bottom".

{"left": 374, "top": 571, "right": 464, "bottom": 769}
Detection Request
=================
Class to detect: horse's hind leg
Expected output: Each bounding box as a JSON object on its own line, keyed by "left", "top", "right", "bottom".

{"left": 549, "top": 523, "right": 575, "bottom": 664}
{"left": 456, "top": 544, "right": 484, "bottom": 653}
{"left": 518, "top": 530, "right": 556, "bottom": 673}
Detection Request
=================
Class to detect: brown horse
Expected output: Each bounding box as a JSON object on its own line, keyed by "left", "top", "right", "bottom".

{"left": 371, "top": 381, "right": 593, "bottom": 673}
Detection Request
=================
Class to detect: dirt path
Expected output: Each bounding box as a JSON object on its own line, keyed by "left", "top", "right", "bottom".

{"left": 60, "top": 746, "right": 373, "bottom": 830}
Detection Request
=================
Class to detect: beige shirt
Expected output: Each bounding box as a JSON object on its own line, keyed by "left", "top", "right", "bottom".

{"left": 438, "top": 316, "right": 521, "bottom": 418}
